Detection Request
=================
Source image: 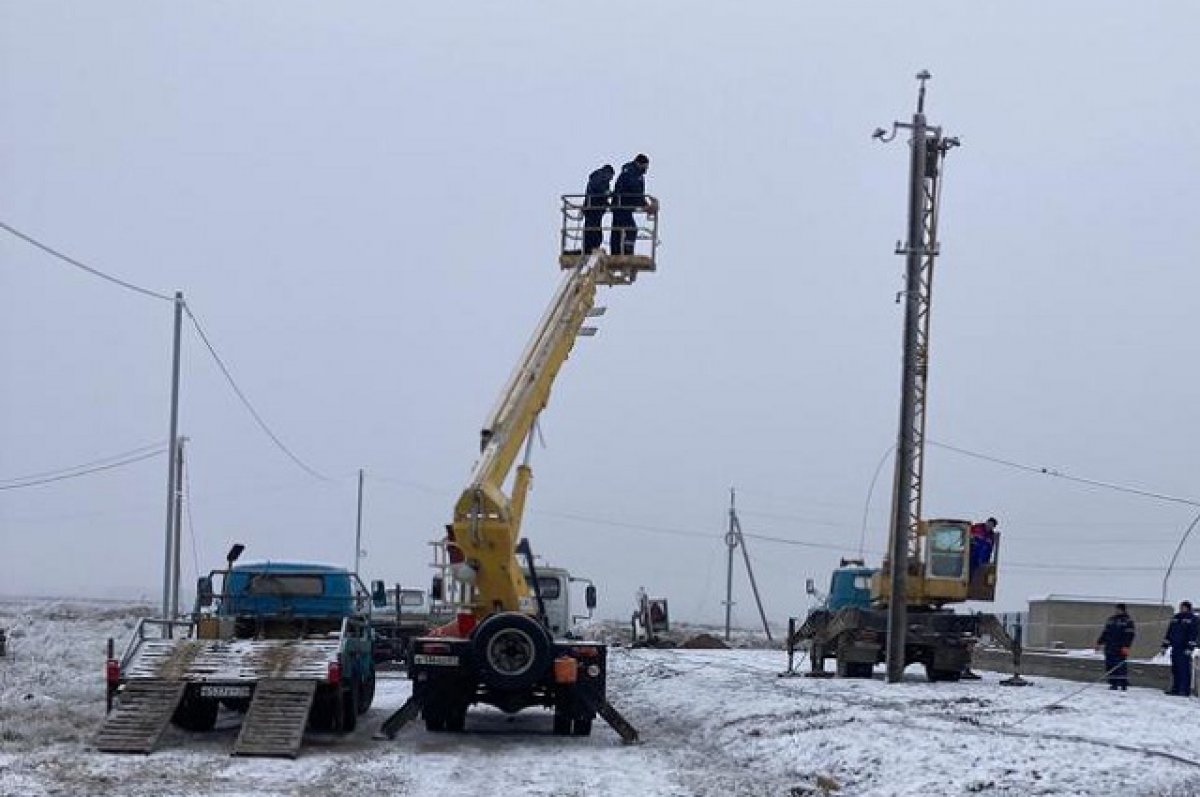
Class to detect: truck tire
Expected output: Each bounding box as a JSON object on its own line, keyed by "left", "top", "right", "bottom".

{"left": 445, "top": 703, "right": 467, "bottom": 733}
{"left": 309, "top": 689, "right": 338, "bottom": 731}
{"left": 924, "top": 664, "right": 962, "bottom": 683}
{"left": 835, "top": 656, "right": 873, "bottom": 679}
{"left": 423, "top": 703, "right": 446, "bottom": 732}
{"left": 340, "top": 685, "right": 358, "bottom": 732}
{"left": 358, "top": 670, "right": 375, "bottom": 713}
{"left": 172, "top": 692, "right": 218, "bottom": 732}
{"left": 471, "top": 612, "right": 552, "bottom": 691}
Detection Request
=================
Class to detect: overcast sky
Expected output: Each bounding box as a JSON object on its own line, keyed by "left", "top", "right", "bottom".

{"left": 3, "top": 3, "right": 1199, "bottom": 626}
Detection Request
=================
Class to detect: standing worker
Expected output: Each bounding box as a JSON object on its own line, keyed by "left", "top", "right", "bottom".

{"left": 610, "top": 154, "right": 654, "bottom": 256}
{"left": 1162, "top": 600, "right": 1198, "bottom": 696}
{"left": 582, "top": 164, "right": 614, "bottom": 254}
{"left": 1095, "top": 603, "right": 1135, "bottom": 691}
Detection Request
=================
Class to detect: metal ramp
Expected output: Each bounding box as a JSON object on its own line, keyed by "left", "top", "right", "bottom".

{"left": 94, "top": 680, "right": 186, "bottom": 754}
{"left": 232, "top": 679, "right": 317, "bottom": 758}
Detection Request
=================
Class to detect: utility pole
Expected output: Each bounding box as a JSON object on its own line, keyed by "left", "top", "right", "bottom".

{"left": 354, "top": 468, "right": 365, "bottom": 574}
{"left": 873, "top": 72, "right": 958, "bottom": 683}
{"left": 160, "top": 291, "right": 184, "bottom": 626}
{"left": 722, "top": 488, "right": 773, "bottom": 641}
{"left": 168, "top": 436, "right": 187, "bottom": 618}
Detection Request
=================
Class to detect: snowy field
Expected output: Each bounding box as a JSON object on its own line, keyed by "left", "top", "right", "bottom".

{"left": 2, "top": 599, "right": 1199, "bottom": 797}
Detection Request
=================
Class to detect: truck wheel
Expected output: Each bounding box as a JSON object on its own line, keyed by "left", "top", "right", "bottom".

{"left": 358, "top": 670, "right": 376, "bottom": 713}
{"left": 925, "top": 665, "right": 962, "bottom": 683}
{"left": 471, "top": 612, "right": 553, "bottom": 691}
{"left": 172, "top": 693, "right": 218, "bottom": 732}
{"left": 835, "top": 657, "right": 872, "bottom": 679}
{"left": 340, "top": 685, "right": 358, "bottom": 733}
{"left": 423, "top": 703, "right": 446, "bottom": 732}
{"left": 571, "top": 717, "right": 593, "bottom": 736}
{"left": 445, "top": 703, "right": 467, "bottom": 733}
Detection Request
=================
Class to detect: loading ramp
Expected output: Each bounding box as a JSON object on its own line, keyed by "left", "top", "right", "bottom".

{"left": 233, "top": 679, "right": 318, "bottom": 758}
{"left": 94, "top": 680, "right": 186, "bottom": 754}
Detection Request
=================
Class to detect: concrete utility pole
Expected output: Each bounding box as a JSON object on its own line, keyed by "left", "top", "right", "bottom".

{"left": 168, "top": 436, "right": 186, "bottom": 618}
{"left": 873, "top": 72, "right": 958, "bottom": 683}
{"left": 722, "top": 488, "right": 773, "bottom": 642}
{"left": 160, "top": 291, "right": 184, "bottom": 626}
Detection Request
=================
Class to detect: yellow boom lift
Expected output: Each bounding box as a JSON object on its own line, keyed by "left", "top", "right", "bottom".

{"left": 379, "top": 193, "right": 658, "bottom": 742}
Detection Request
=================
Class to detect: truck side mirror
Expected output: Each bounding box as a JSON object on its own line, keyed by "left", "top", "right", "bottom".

{"left": 585, "top": 584, "right": 597, "bottom": 610}
{"left": 431, "top": 575, "right": 445, "bottom": 602}
{"left": 196, "top": 576, "right": 214, "bottom": 608}
{"left": 805, "top": 578, "right": 816, "bottom": 596}
{"left": 371, "top": 579, "right": 387, "bottom": 608}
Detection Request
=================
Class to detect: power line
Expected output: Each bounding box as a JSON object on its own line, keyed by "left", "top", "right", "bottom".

{"left": 0, "top": 219, "right": 174, "bottom": 302}
{"left": 534, "top": 509, "right": 716, "bottom": 541}
{"left": 182, "top": 301, "right": 331, "bottom": 482}
{"left": 0, "top": 447, "right": 166, "bottom": 490}
{"left": 930, "top": 440, "right": 1200, "bottom": 508}
{"left": 0, "top": 441, "right": 167, "bottom": 485}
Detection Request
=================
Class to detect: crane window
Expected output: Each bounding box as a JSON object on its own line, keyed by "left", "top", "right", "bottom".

{"left": 928, "top": 526, "right": 966, "bottom": 579}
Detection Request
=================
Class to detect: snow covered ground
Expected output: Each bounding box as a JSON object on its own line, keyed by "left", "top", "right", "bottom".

{"left": 2, "top": 598, "right": 1199, "bottom": 797}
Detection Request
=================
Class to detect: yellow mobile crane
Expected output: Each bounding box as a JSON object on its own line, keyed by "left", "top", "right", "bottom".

{"left": 379, "top": 194, "right": 658, "bottom": 743}
{"left": 788, "top": 73, "right": 1020, "bottom": 683}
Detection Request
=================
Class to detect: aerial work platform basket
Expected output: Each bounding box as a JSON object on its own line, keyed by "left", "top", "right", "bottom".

{"left": 558, "top": 194, "right": 659, "bottom": 285}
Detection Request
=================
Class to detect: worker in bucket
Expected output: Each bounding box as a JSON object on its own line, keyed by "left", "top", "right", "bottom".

{"left": 610, "top": 154, "right": 654, "bottom": 256}
{"left": 968, "top": 517, "right": 997, "bottom": 577}
{"left": 582, "top": 164, "right": 614, "bottom": 254}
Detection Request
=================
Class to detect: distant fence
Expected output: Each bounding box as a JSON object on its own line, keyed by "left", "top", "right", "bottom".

{"left": 975, "top": 647, "right": 1193, "bottom": 693}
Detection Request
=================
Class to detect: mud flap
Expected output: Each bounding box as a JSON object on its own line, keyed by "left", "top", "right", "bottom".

{"left": 375, "top": 692, "right": 425, "bottom": 740}
{"left": 577, "top": 690, "right": 640, "bottom": 745}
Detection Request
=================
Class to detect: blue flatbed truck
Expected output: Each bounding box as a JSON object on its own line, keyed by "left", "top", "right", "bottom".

{"left": 98, "top": 546, "right": 380, "bottom": 757}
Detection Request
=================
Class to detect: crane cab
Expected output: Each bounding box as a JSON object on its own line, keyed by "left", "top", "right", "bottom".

{"left": 872, "top": 518, "right": 1000, "bottom": 608}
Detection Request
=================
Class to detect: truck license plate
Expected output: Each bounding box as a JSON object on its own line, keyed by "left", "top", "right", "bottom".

{"left": 413, "top": 654, "right": 460, "bottom": 667}
{"left": 199, "top": 685, "right": 252, "bottom": 698}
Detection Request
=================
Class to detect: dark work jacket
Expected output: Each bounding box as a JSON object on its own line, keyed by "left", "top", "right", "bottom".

{"left": 1164, "top": 610, "right": 1199, "bottom": 652}
{"left": 584, "top": 168, "right": 612, "bottom": 211}
{"left": 1096, "top": 612, "right": 1135, "bottom": 655}
{"left": 612, "top": 161, "right": 646, "bottom": 212}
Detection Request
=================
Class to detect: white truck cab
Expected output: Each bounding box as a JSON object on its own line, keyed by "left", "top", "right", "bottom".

{"left": 524, "top": 565, "right": 597, "bottom": 638}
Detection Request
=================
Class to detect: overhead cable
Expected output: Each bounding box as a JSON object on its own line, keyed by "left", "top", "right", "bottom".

{"left": 182, "top": 302, "right": 331, "bottom": 482}
{"left": 0, "top": 441, "right": 167, "bottom": 485}
{"left": 0, "top": 219, "right": 174, "bottom": 302}
{"left": 0, "top": 447, "right": 166, "bottom": 490}
{"left": 931, "top": 440, "right": 1200, "bottom": 508}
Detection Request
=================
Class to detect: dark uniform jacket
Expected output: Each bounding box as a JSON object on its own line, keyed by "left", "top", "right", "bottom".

{"left": 1163, "top": 610, "right": 1199, "bottom": 653}
{"left": 584, "top": 168, "right": 612, "bottom": 211}
{"left": 1096, "top": 612, "right": 1135, "bottom": 655}
{"left": 612, "top": 162, "right": 646, "bottom": 212}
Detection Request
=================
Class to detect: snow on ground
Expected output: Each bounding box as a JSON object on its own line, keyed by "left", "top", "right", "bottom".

{"left": 2, "top": 598, "right": 1199, "bottom": 797}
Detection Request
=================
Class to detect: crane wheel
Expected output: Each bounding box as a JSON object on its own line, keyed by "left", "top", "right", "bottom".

{"left": 472, "top": 612, "right": 553, "bottom": 691}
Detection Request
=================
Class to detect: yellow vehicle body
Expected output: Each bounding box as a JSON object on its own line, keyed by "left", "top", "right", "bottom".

{"left": 871, "top": 518, "right": 999, "bottom": 608}
{"left": 446, "top": 198, "right": 658, "bottom": 622}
